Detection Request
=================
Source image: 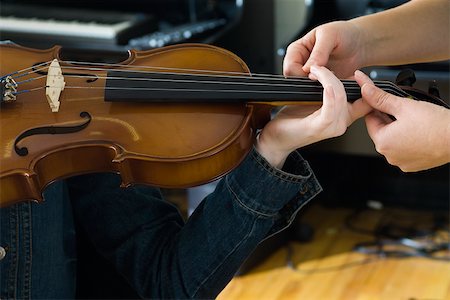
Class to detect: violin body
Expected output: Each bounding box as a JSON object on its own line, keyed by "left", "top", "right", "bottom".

{"left": 0, "top": 43, "right": 271, "bottom": 207}
{"left": 2, "top": 42, "right": 448, "bottom": 207}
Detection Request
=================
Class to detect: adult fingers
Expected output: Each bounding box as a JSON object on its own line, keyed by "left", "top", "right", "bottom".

{"left": 309, "top": 65, "right": 346, "bottom": 126}
{"left": 303, "top": 29, "right": 336, "bottom": 73}
{"left": 283, "top": 37, "right": 314, "bottom": 77}
{"left": 354, "top": 70, "right": 373, "bottom": 86}
{"left": 350, "top": 98, "right": 373, "bottom": 121}
{"left": 356, "top": 71, "right": 403, "bottom": 117}
{"left": 348, "top": 70, "right": 374, "bottom": 120}
{"left": 365, "top": 110, "right": 390, "bottom": 142}
{"left": 310, "top": 65, "right": 346, "bottom": 104}
{"left": 362, "top": 84, "right": 404, "bottom": 117}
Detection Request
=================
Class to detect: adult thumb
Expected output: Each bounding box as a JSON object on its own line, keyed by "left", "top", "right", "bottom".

{"left": 361, "top": 83, "right": 402, "bottom": 116}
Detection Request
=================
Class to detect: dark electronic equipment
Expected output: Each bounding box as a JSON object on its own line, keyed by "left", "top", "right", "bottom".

{"left": 0, "top": 0, "right": 241, "bottom": 52}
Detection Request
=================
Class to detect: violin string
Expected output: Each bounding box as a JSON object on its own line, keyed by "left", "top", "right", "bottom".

{"left": 55, "top": 61, "right": 402, "bottom": 93}
{"left": 13, "top": 76, "right": 404, "bottom": 99}
{"left": 10, "top": 61, "right": 52, "bottom": 79}
{"left": 21, "top": 62, "right": 391, "bottom": 88}
{"left": 10, "top": 62, "right": 408, "bottom": 98}
{"left": 54, "top": 86, "right": 368, "bottom": 98}
{"left": 53, "top": 73, "right": 408, "bottom": 97}
{"left": 64, "top": 65, "right": 318, "bottom": 84}
{"left": 11, "top": 66, "right": 405, "bottom": 98}
{"left": 40, "top": 69, "right": 400, "bottom": 92}
{"left": 13, "top": 83, "right": 406, "bottom": 100}
{"left": 12, "top": 80, "right": 352, "bottom": 97}
{"left": 12, "top": 62, "right": 298, "bottom": 82}
{"left": 14, "top": 86, "right": 45, "bottom": 95}
{"left": 10, "top": 62, "right": 404, "bottom": 98}
{"left": 66, "top": 85, "right": 405, "bottom": 97}
{"left": 60, "top": 60, "right": 291, "bottom": 79}
{"left": 12, "top": 68, "right": 356, "bottom": 90}
{"left": 56, "top": 60, "right": 401, "bottom": 90}
{"left": 69, "top": 67, "right": 403, "bottom": 96}
{"left": 48, "top": 73, "right": 364, "bottom": 91}
{"left": 15, "top": 75, "right": 47, "bottom": 85}
{"left": 7, "top": 59, "right": 407, "bottom": 99}
{"left": 13, "top": 77, "right": 369, "bottom": 99}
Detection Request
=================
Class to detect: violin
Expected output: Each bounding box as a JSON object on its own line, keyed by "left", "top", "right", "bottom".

{"left": 0, "top": 42, "right": 448, "bottom": 207}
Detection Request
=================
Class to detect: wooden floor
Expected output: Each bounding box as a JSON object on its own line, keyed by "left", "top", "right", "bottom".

{"left": 217, "top": 204, "right": 450, "bottom": 300}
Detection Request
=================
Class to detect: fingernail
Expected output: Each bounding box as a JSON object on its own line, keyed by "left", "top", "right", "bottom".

{"left": 363, "top": 83, "right": 375, "bottom": 96}
{"left": 355, "top": 70, "right": 371, "bottom": 82}
{"left": 309, "top": 73, "right": 318, "bottom": 80}
{"left": 309, "top": 65, "right": 319, "bottom": 79}
{"left": 354, "top": 70, "right": 363, "bottom": 77}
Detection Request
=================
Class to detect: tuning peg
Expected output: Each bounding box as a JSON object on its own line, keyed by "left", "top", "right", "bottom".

{"left": 395, "top": 69, "right": 416, "bottom": 87}
{"left": 428, "top": 80, "right": 441, "bottom": 98}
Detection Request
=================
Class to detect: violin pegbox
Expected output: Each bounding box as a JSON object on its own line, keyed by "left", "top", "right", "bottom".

{"left": 45, "top": 59, "right": 65, "bottom": 112}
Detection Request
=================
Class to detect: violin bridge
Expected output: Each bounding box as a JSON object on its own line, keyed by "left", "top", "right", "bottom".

{"left": 45, "top": 59, "right": 65, "bottom": 112}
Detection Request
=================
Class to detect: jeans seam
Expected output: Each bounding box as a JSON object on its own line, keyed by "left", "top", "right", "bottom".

{"left": 251, "top": 150, "right": 311, "bottom": 183}
{"left": 7, "top": 205, "right": 19, "bottom": 300}
{"left": 191, "top": 215, "right": 261, "bottom": 298}
{"left": 225, "top": 176, "right": 277, "bottom": 218}
{"left": 265, "top": 186, "right": 322, "bottom": 240}
{"left": 22, "top": 203, "right": 32, "bottom": 299}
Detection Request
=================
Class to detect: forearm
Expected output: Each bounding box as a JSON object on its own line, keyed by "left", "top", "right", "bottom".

{"left": 351, "top": 0, "right": 450, "bottom": 67}
{"left": 68, "top": 149, "right": 322, "bottom": 299}
{"left": 426, "top": 105, "right": 450, "bottom": 169}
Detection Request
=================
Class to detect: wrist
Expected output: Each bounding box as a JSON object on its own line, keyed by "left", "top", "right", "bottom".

{"left": 255, "top": 133, "right": 290, "bottom": 169}
{"left": 348, "top": 18, "right": 371, "bottom": 68}
{"left": 430, "top": 108, "right": 450, "bottom": 167}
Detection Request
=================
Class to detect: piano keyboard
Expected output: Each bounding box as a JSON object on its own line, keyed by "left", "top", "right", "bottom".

{"left": 0, "top": 3, "right": 156, "bottom": 47}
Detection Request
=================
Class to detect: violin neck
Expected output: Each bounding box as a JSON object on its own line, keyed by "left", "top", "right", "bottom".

{"left": 104, "top": 71, "right": 406, "bottom": 105}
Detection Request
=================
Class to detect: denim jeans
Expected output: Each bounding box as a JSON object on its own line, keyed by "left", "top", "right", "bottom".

{"left": 0, "top": 180, "right": 77, "bottom": 299}
{"left": 0, "top": 148, "right": 321, "bottom": 299}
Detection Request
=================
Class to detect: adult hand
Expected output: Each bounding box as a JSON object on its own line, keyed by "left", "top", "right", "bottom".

{"left": 283, "top": 21, "right": 365, "bottom": 79}
{"left": 355, "top": 71, "right": 450, "bottom": 172}
{"left": 256, "top": 66, "right": 371, "bottom": 168}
